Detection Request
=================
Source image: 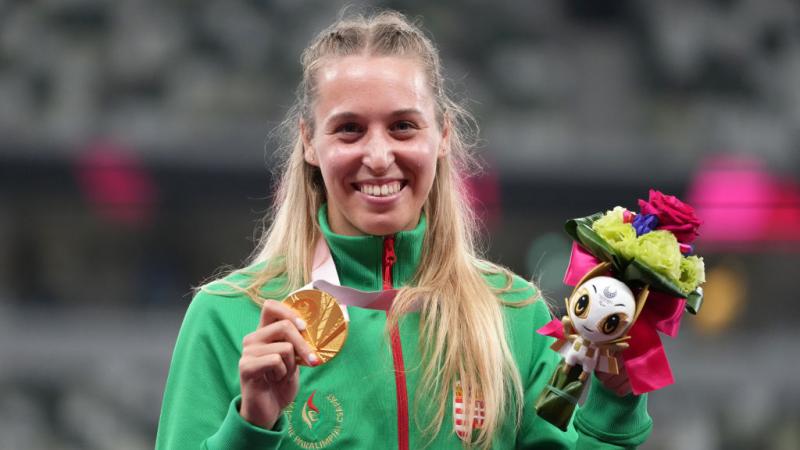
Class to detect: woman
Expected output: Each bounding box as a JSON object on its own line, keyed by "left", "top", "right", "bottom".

{"left": 156, "top": 10, "right": 651, "bottom": 449}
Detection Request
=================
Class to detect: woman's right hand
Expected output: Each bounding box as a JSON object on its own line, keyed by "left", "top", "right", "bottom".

{"left": 239, "top": 300, "right": 321, "bottom": 429}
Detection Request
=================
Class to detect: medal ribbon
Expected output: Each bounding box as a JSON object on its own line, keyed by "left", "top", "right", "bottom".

{"left": 294, "top": 237, "right": 404, "bottom": 318}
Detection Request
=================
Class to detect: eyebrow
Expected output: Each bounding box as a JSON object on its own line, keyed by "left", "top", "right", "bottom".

{"left": 614, "top": 303, "right": 626, "bottom": 307}
{"left": 591, "top": 284, "right": 597, "bottom": 293}
{"left": 325, "top": 108, "right": 424, "bottom": 126}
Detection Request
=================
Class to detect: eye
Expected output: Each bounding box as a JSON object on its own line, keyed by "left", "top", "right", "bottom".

{"left": 336, "top": 122, "right": 364, "bottom": 134}
{"left": 599, "top": 313, "right": 628, "bottom": 335}
{"left": 573, "top": 294, "right": 590, "bottom": 319}
{"left": 332, "top": 122, "right": 365, "bottom": 143}
{"left": 390, "top": 120, "right": 418, "bottom": 135}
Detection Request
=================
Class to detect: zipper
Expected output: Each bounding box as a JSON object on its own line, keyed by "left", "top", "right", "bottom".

{"left": 383, "top": 235, "right": 408, "bottom": 450}
{"left": 383, "top": 235, "right": 397, "bottom": 290}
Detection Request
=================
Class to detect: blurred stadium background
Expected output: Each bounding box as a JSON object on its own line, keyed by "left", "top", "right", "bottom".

{"left": 1, "top": 0, "right": 799, "bottom": 449}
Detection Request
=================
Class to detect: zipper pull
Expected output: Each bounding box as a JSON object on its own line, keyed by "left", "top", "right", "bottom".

{"left": 383, "top": 235, "right": 396, "bottom": 290}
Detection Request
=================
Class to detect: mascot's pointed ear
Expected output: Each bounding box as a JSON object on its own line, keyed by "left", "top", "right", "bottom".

{"left": 570, "top": 262, "right": 613, "bottom": 297}
{"left": 632, "top": 284, "right": 650, "bottom": 324}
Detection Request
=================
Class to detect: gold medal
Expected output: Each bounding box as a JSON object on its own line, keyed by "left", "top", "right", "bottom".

{"left": 282, "top": 289, "right": 348, "bottom": 365}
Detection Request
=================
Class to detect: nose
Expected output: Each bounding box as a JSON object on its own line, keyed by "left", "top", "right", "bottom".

{"left": 362, "top": 131, "right": 395, "bottom": 173}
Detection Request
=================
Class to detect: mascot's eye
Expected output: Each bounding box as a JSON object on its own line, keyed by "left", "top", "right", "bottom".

{"left": 600, "top": 313, "right": 628, "bottom": 335}
{"left": 573, "top": 294, "right": 590, "bottom": 318}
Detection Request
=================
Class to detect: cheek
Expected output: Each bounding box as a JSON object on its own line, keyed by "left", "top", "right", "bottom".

{"left": 316, "top": 147, "right": 361, "bottom": 185}
{"left": 587, "top": 310, "right": 607, "bottom": 330}
{"left": 410, "top": 148, "right": 439, "bottom": 180}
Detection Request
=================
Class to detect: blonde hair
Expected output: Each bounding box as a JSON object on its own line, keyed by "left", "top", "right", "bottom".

{"left": 224, "top": 10, "right": 535, "bottom": 448}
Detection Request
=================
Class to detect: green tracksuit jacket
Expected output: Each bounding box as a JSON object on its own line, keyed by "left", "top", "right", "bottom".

{"left": 156, "top": 206, "right": 652, "bottom": 449}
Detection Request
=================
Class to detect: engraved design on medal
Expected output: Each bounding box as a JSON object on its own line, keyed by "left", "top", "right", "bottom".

{"left": 283, "top": 289, "right": 348, "bottom": 365}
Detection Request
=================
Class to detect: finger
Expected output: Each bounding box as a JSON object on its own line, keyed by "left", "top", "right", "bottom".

{"left": 242, "top": 341, "right": 293, "bottom": 357}
{"left": 595, "top": 372, "right": 616, "bottom": 384}
{"left": 242, "top": 342, "right": 297, "bottom": 376}
{"left": 259, "top": 299, "right": 307, "bottom": 331}
{"left": 602, "top": 374, "right": 631, "bottom": 395}
{"left": 605, "top": 375, "right": 626, "bottom": 389}
{"left": 596, "top": 373, "right": 626, "bottom": 391}
{"left": 615, "top": 381, "right": 632, "bottom": 397}
{"left": 244, "top": 320, "right": 320, "bottom": 366}
{"left": 265, "top": 365, "right": 287, "bottom": 382}
{"left": 277, "top": 362, "right": 300, "bottom": 387}
{"left": 263, "top": 358, "right": 288, "bottom": 383}
{"left": 239, "top": 353, "right": 286, "bottom": 383}
{"left": 595, "top": 372, "right": 611, "bottom": 382}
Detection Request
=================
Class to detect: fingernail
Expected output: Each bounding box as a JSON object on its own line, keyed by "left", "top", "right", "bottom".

{"left": 294, "top": 318, "right": 307, "bottom": 331}
{"left": 307, "top": 353, "right": 319, "bottom": 366}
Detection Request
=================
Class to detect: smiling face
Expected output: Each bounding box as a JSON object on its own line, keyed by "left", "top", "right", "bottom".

{"left": 301, "top": 55, "right": 448, "bottom": 236}
{"left": 567, "top": 276, "right": 636, "bottom": 344}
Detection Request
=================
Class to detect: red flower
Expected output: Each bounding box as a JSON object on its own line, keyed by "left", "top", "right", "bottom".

{"left": 638, "top": 189, "right": 702, "bottom": 243}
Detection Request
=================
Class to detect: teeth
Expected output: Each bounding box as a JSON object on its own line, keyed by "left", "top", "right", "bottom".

{"left": 359, "top": 181, "right": 402, "bottom": 197}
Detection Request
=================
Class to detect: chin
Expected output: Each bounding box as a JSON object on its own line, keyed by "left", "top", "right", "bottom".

{"left": 354, "top": 211, "right": 414, "bottom": 236}
{"left": 356, "top": 220, "right": 404, "bottom": 237}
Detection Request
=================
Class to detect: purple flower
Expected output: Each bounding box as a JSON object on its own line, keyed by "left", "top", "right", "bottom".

{"left": 633, "top": 213, "right": 660, "bottom": 236}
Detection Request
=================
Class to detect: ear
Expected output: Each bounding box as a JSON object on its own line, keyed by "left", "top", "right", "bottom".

{"left": 437, "top": 113, "right": 451, "bottom": 158}
{"left": 567, "top": 261, "right": 612, "bottom": 302}
{"left": 574, "top": 262, "right": 612, "bottom": 289}
{"left": 300, "top": 119, "right": 318, "bottom": 167}
{"left": 632, "top": 284, "right": 650, "bottom": 324}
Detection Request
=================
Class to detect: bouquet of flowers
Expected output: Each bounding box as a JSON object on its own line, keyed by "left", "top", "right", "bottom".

{"left": 534, "top": 190, "right": 705, "bottom": 430}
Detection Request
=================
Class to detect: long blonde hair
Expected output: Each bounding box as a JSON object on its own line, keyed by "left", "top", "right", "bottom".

{"left": 227, "top": 10, "right": 535, "bottom": 448}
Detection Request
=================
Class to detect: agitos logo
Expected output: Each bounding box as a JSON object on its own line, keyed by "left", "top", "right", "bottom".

{"left": 286, "top": 390, "right": 344, "bottom": 449}
{"left": 301, "top": 391, "right": 321, "bottom": 429}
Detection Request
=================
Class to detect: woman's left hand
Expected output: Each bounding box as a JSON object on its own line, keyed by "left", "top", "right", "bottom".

{"left": 595, "top": 365, "right": 632, "bottom": 397}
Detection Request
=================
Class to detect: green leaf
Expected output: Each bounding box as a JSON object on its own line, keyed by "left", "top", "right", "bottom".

{"left": 685, "top": 288, "right": 703, "bottom": 315}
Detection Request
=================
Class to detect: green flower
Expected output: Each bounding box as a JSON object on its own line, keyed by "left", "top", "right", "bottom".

{"left": 592, "top": 207, "right": 637, "bottom": 259}
{"left": 591, "top": 207, "right": 706, "bottom": 294}
{"left": 677, "top": 255, "right": 706, "bottom": 294}
{"left": 628, "top": 230, "right": 682, "bottom": 282}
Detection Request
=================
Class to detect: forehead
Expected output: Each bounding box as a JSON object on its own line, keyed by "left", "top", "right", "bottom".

{"left": 313, "top": 55, "right": 435, "bottom": 120}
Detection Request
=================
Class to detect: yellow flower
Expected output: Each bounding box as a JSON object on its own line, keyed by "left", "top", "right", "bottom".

{"left": 678, "top": 255, "right": 706, "bottom": 294}
{"left": 592, "top": 207, "right": 637, "bottom": 259}
{"left": 628, "top": 230, "right": 682, "bottom": 282}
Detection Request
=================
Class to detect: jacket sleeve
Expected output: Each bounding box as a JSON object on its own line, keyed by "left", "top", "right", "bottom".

{"left": 516, "top": 299, "right": 653, "bottom": 449}
{"left": 155, "top": 289, "right": 288, "bottom": 449}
